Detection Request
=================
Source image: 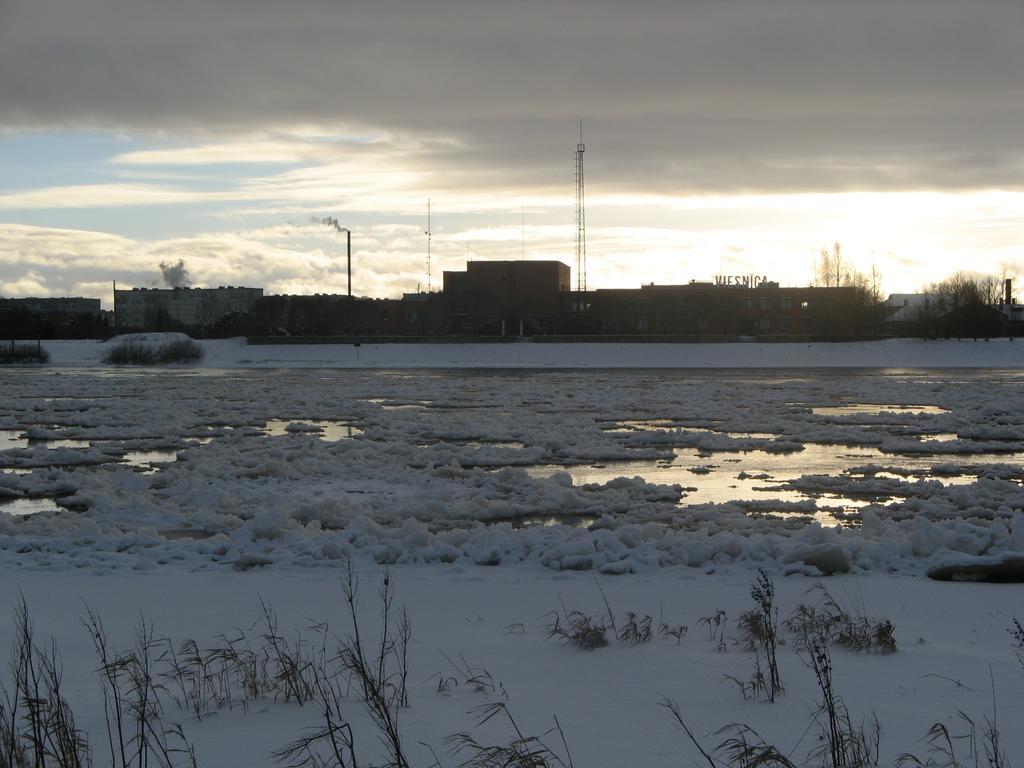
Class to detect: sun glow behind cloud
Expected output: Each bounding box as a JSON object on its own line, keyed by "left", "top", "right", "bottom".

{"left": 1, "top": 128, "right": 1022, "bottom": 306}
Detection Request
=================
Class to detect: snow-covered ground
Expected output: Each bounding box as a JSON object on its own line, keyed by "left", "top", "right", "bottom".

{"left": 2, "top": 364, "right": 1023, "bottom": 765}
{"left": 7, "top": 567, "right": 1023, "bottom": 766}
{"left": 33, "top": 335, "right": 1024, "bottom": 368}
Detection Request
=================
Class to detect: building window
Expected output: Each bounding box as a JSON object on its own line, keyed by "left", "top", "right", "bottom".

{"left": 759, "top": 317, "right": 772, "bottom": 332}
{"left": 406, "top": 309, "right": 418, "bottom": 322}
{"left": 382, "top": 309, "right": 389, "bottom": 319}
{"left": 780, "top": 297, "right": 793, "bottom": 310}
{"left": 800, "top": 299, "right": 810, "bottom": 310}
{"left": 637, "top": 317, "right": 649, "bottom": 331}
{"left": 759, "top": 297, "right": 771, "bottom": 310}
{"left": 780, "top": 317, "right": 792, "bottom": 332}
{"left": 740, "top": 297, "right": 753, "bottom": 310}
{"left": 801, "top": 317, "right": 812, "bottom": 331}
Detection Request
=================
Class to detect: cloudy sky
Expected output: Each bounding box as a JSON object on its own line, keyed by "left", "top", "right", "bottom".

{"left": 2, "top": 0, "right": 1022, "bottom": 305}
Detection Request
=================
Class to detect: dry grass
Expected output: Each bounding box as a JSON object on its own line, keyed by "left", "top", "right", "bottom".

{"left": 1011, "top": 617, "right": 1024, "bottom": 671}
{"left": 698, "top": 610, "right": 728, "bottom": 651}
{"left": 83, "top": 608, "right": 198, "bottom": 768}
{"left": 276, "top": 561, "right": 412, "bottom": 768}
{"left": 1, "top": 597, "right": 90, "bottom": 768}
{"left": 805, "top": 637, "right": 880, "bottom": 768}
{"left": 103, "top": 339, "right": 203, "bottom": 365}
{"left": 785, "top": 583, "right": 896, "bottom": 655}
{"left": 662, "top": 697, "right": 797, "bottom": 768}
{"left": 542, "top": 583, "right": 676, "bottom": 651}
{"left": 733, "top": 570, "right": 784, "bottom": 703}
{"left": 543, "top": 610, "right": 607, "bottom": 651}
{"left": 1, "top": 571, "right": 409, "bottom": 768}
{"left": 664, "top": 632, "right": 882, "bottom": 768}
{"left": 0, "top": 343, "right": 48, "bottom": 364}
{"left": 897, "top": 667, "right": 1011, "bottom": 768}
{"left": 446, "top": 702, "right": 575, "bottom": 768}
{"left": 438, "top": 653, "right": 502, "bottom": 697}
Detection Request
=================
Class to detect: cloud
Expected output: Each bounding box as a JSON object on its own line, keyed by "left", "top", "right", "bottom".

{"left": 3, "top": 184, "right": 1024, "bottom": 311}
{"left": 0, "top": 223, "right": 452, "bottom": 304}
{"left": 4, "top": 1, "right": 1022, "bottom": 307}
{"left": 0, "top": 184, "right": 221, "bottom": 209}
{"left": 2, "top": 0, "right": 1023, "bottom": 195}
{"left": 1, "top": 271, "right": 50, "bottom": 296}
{"left": 0, "top": 130, "right": 487, "bottom": 213}
{"left": 109, "top": 132, "right": 397, "bottom": 166}
{"left": 112, "top": 141, "right": 317, "bottom": 166}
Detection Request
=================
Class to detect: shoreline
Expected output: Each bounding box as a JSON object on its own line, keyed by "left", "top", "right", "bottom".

{"left": 23, "top": 336, "right": 1024, "bottom": 369}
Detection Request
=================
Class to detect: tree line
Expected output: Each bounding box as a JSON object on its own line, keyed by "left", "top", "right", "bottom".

{"left": 813, "top": 241, "right": 1018, "bottom": 338}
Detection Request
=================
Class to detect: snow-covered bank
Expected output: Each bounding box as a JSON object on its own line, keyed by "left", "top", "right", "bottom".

{"left": 2, "top": 566, "right": 1022, "bottom": 766}
{"left": 35, "top": 336, "right": 1024, "bottom": 368}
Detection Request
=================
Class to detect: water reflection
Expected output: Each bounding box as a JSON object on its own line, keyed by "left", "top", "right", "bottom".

{"left": 262, "top": 420, "right": 363, "bottom": 441}
{"left": 0, "top": 430, "right": 25, "bottom": 450}
{"left": 487, "top": 514, "right": 596, "bottom": 529}
{"left": 811, "top": 404, "right": 949, "bottom": 416}
{"left": 523, "top": 439, "right": 1000, "bottom": 528}
{"left": 0, "top": 497, "right": 59, "bottom": 516}
{"left": 0, "top": 419, "right": 362, "bottom": 477}
{"left": 125, "top": 449, "right": 181, "bottom": 472}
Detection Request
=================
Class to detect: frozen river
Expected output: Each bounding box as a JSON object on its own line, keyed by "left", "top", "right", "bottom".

{"left": 3, "top": 364, "right": 1024, "bottom": 767}
{"left": 2, "top": 366, "right": 1023, "bottom": 573}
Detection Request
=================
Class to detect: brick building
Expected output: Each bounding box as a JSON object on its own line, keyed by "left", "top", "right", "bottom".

{"left": 0, "top": 296, "right": 106, "bottom": 339}
{"left": 574, "top": 282, "right": 859, "bottom": 337}
{"left": 443, "top": 260, "right": 571, "bottom": 334}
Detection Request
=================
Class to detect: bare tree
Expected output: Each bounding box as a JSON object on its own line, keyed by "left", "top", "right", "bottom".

{"left": 919, "top": 271, "right": 1007, "bottom": 338}
{"left": 812, "top": 243, "right": 885, "bottom": 335}
{"left": 924, "top": 271, "right": 985, "bottom": 314}
{"left": 868, "top": 262, "right": 883, "bottom": 305}
{"left": 977, "top": 273, "right": 1005, "bottom": 306}
{"left": 813, "top": 242, "right": 849, "bottom": 288}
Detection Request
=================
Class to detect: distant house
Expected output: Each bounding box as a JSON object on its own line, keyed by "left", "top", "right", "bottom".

{"left": 884, "top": 293, "right": 929, "bottom": 322}
{"left": 883, "top": 293, "right": 931, "bottom": 336}
{"left": 938, "top": 303, "right": 1007, "bottom": 339}
{"left": 993, "top": 303, "right": 1023, "bottom": 337}
{"left": 883, "top": 292, "right": 1018, "bottom": 338}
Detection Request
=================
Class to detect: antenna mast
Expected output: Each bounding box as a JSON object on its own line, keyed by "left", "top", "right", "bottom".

{"left": 574, "top": 120, "right": 586, "bottom": 293}
{"left": 521, "top": 202, "right": 525, "bottom": 260}
{"left": 425, "top": 199, "right": 432, "bottom": 292}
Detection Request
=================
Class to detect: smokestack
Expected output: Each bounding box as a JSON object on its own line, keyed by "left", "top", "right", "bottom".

{"left": 1006, "top": 278, "right": 1013, "bottom": 306}
{"left": 159, "top": 259, "right": 191, "bottom": 288}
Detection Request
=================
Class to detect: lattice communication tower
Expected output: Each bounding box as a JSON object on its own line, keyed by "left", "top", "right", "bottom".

{"left": 574, "top": 120, "right": 587, "bottom": 293}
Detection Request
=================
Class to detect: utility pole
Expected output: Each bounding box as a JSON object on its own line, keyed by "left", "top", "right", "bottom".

{"left": 425, "top": 199, "right": 432, "bottom": 293}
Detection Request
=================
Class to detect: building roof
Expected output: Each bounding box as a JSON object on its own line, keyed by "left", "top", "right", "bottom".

{"left": 884, "top": 293, "right": 930, "bottom": 322}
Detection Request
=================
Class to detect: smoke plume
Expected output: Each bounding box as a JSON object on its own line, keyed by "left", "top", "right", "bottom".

{"left": 159, "top": 259, "right": 191, "bottom": 288}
